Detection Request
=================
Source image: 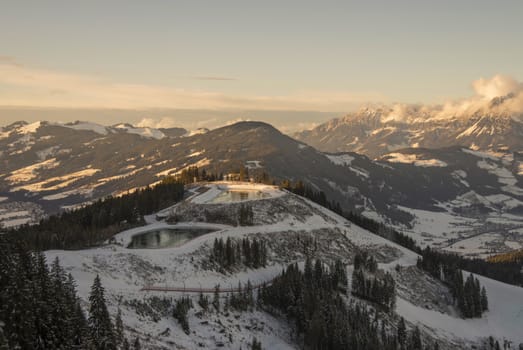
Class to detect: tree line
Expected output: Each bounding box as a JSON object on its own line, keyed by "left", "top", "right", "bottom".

{"left": 488, "top": 248, "right": 523, "bottom": 264}
{"left": 258, "top": 258, "right": 438, "bottom": 350}
{"left": 210, "top": 237, "right": 268, "bottom": 271}
{"left": 417, "top": 247, "right": 488, "bottom": 318}
{"left": 440, "top": 251, "right": 522, "bottom": 287}
{"left": 344, "top": 211, "right": 419, "bottom": 252}
{"left": 281, "top": 179, "right": 343, "bottom": 214}
{"left": 351, "top": 252, "right": 396, "bottom": 312}
{"left": 176, "top": 166, "right": 222, "bottom": 184}
{"left": 238, "top": 204, "right": 254, "bottom": 226}
{"left": 3, "top": 176, "right": 184, "bottom": 250}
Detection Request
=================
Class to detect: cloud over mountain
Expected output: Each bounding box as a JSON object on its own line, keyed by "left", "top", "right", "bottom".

{"left": 136, "top": 117, "right": 178, "bottom": 129}
{"left": 472, "top": 75, "right": 522, "bottom": 100}
{"left": 435, "top": 75, "right": 523, "bottom": 120}
{"left": 377, "top": 75, "right": 523, "bottom": 124}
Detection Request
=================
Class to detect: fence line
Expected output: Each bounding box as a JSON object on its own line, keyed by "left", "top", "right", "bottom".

{"left": 140, "top": 279, "right": 273, "bottom": 294}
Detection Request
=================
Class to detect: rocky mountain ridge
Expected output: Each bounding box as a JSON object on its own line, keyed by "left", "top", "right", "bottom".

{"left": 295, "top": 106, "right": 523, "bottom": 158}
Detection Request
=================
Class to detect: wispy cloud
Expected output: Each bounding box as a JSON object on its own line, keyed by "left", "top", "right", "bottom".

{"left": 191, "top": 76, "right": 237, "bottom": 81}
{"left": 0, "top": 55, "right": 22, "bottom": 67}
{"left": 0, "top": 59, "right": 382, "bottom": 112}
{"left": 136, "top": 117, "right": 178, "bottom": 129}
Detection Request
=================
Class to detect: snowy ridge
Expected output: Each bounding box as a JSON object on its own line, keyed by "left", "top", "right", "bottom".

{"left": 382, "top": 153, "right": 448, "bottom": 167}
{"left": 59, "top": 121, "right": 109, "bottom": 135}
{"left": 325, "top": 153, "right": 355, "bottom": 166}
{"left": 184, "top": 128, "right": 210, "bottom": 137}
{"left": 43, "top": 183, "right": 523, "bottom": 349}
{"left": 114, "top": 123, "right": 165, "bottom": 139}
{"left": 17, "top": 121, "right": 42, "bottom": 134}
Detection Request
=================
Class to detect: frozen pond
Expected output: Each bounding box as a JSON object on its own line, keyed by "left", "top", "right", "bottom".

{"left": 209, "top": 190, "right": 270, "bottom": 204}
{"left": 127, "top": 228, "right": 216, "bottom": 249}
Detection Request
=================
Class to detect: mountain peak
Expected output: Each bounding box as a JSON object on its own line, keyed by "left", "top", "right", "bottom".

{"left": 225, "top": 120, "right": 280, "bottom": 132}
{"left": 295, "top": 109, "right": 523, "bottom": 158}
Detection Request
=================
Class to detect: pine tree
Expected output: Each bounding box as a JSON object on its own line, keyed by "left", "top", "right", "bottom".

{"left": 7, "top": 248, "right": 37, "bottom": 349}
{"left": 213, "top": 284, "right": 221, "bottom": 312}
{"left": 454, "top": 269, "right": 464, "bottom": 309}
{"left": 122, "top": 337, "right": 130, "bottom": 350}
{"left": 314, "top": 259, "right": 324, "bottom": 287}
{"left": 198, "top": 292, "right": 209, "bottom": 312}
{"left": 239, "top": 204, "right": 254, "bottom": 226}
{"left": 173, "top": 297, "right": 193, "bottom": 334}
{"left": 133, "top": 337, "right": 141, "bottom": 350}
{"left": 64, "top": 273, "right": 90, "bottom": 347}
{"left": 50, "top": 256, "right": 72, "bottom": 348}
{"left": 0, "top": 321, "right": 8, "bottom": 350}
{"left": 304, "top": 257, "right": 313, "bottom": 287}
{"left": 397, "top": 317, "right": 407, "bottom": 348}
{"left": 122, "top": 337, "right": 131, "bottom": 350}
{"left": 115, "top": 308, "right": 124, "bottom": 348}
{"left": 250, "top": 336, "right": 262, "bottom": 350}
{"left": 481, "top": 286, "right": 489, "bottom": 312}
{"left": 224, "top": 293, "right": 230, "bottom": 313}
{"left": 73, "top": 302, "right": 90, "bottom": 347}
{"left": 245, "top": 280, "right": 254, "bottom": 309}
{"left": 409, "top": 326, "right": 422, "bottom": 350}
{"left": 88, "top": 275, "right": 116, "bottom": 349}
{"left": 332, "top": 259, "right": 348, "bottom": 292}
{"left": 472, "top": 277, "right": 482, "bottom": 317}
{"left": 33, "top": 252, "right": 55, "bottom": 349}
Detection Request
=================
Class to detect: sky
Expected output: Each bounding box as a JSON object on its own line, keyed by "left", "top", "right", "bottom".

{"left": 1, "top": 0, "right": 523, "bottom": 132}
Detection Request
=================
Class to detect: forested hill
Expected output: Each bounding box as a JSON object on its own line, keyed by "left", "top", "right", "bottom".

{"left": 3, "top": 177, "right": 184, "bottom": 250}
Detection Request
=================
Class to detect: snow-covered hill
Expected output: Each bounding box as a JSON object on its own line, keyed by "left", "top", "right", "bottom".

{"left": 45, "top": 183, "right": 523, "bottom": 349}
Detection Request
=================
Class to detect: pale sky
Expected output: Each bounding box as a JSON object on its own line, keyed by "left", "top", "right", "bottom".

{"left": 1, "top": 0, "right": 523, "bottom": 131}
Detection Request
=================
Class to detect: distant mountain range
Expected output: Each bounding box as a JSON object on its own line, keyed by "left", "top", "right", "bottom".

{"left": 295, "top": 106, "right": 523, "bottom": 158}
{"left": 1, "top": 119, "right": 523, "bottom": 257}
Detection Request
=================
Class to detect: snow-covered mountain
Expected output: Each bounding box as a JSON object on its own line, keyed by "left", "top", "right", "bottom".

{"left": 294, "top": 106, "right": 523, "bottom": 158}
{"left": 45, "top": 183, "right": 523, "bottom": 349}
{"left": 2, "top": 120, "right": 523, "bottom": 257}
{"left": 0, "top": 120, "right": 188, "bottom": 140}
